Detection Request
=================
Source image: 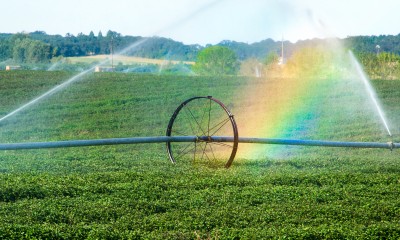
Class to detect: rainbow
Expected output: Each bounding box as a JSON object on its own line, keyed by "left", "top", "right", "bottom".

{"left": 233, "top": 45, "right": 351, "bottom": 159}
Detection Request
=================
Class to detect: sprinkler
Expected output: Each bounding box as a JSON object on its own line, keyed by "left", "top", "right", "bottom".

{"left": 0, "top": 96, "right": 397, "bottom": 168}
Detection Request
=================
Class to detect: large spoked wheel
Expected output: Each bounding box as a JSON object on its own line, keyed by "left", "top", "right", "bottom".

{"left": 166, "top": 96, "right": 238, "bottom": 168}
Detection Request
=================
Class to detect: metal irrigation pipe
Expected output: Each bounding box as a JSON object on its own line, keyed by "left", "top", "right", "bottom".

{"left": 0, "top": 136, "right": 195, "bottom": 150}
{"left": 0, "top": 136, "right": 397, "bottom": 151}
{"left": 235, "top": 137, "right": 398, "bottom": 150}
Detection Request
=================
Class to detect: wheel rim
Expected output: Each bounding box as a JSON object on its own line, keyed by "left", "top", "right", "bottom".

{"left": 166, "top": 96, "right": 238, "bottom": 168}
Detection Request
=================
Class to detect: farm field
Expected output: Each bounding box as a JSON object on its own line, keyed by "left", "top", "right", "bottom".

{"left": 66, "top": 55, "right": 195, "bottom": 66}
{"left": 0, "top": 70, "right": 400, "bottom": 239}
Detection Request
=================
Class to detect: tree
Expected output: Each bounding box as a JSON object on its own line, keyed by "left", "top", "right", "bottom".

{"left": 12, "top": 38, "right": 51, "bottom": 63}
{"left": 12, "top": 38, "right": 27, "bottom": 62}
{"left": 264, "top": 52, "right": 279, "bottom": 65}
{"left": 193, "top": 46, "right": 238, "bottom": 75}
{"left": 0, "top": 40, "right": 12, "bottom": 60}
{"left": 27, "top": 40, "right": 51, "bottom": 63}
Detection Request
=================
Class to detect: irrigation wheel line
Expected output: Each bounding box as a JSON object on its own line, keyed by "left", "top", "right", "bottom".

{"left": 0, "top": 96, "right": 398, "bottom": 169}
{"left": 166, "top": 96, "right": 239, "bottom": 168}
{"left": 0, "top": 136, "right": 397, "bottom": 150}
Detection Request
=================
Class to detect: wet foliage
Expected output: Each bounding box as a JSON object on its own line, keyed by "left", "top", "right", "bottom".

{"left": 0, "top": 71, "right": 399, "bottom": 239}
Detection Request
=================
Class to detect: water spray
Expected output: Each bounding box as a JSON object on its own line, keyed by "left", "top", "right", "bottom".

{"left": 0, "top": 96, "right": 397, "bottom": 168}
{"left": 348, "top": 51, "right": 392, "bottom": 137}
{"left": 0, "top": 0, "right": 224, "bottom": 124}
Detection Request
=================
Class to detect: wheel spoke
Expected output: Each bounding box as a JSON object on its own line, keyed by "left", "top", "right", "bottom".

{"left": 208, "top": 99, "right": 212, "bottom": 136}
{"left": 197, "top": 139, "right": 233, "bottom": 148}
{"left": 183, "top": 107, "right": 198, "bottom": 135}
{"left": 203, "top": 147, "right": 211, "bottom": 161}
{"left": 208, "top": 143, "right": 216, "bottom": 161}
{"left": 198, "top": 99, "right": 211, "bottom": 135}
{"left": 172, "top": 129, "right": 193, "bottom": 137}
{"left": 174, "top": 143, "right": 196, "bottom": 160}
{"left": 185, "top": 106, "right": 207, "bottom": 136}
{"left": 166, "top": 97, "right": 238, "bottom": 168}
{"left": 208, "top": 117, "right": 230, "bottom": 133}
{"left": 210, "top": 118, "right": 231, "bottom": 136}
{"left": 209, "top": 141, "right": 234, "bottom": 149}
{"left": 194, "top": 142, "right": 197, "bottom": 161}
{"left": 200, "top": 142, "right": 207, "bottom": 161}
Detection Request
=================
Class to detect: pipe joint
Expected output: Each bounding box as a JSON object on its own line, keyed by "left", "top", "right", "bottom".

{"left": 388, "top": 141, "right": 395, "bottom": 151}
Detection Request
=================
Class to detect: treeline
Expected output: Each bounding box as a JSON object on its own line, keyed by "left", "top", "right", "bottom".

{"left": 344, "top": 35, "right": 400, "bottom": 55}
{"left": 355, "top": 51, "right": 400, "bottom": 80}
{"left": 0, "top": 34, "right": 52, "bottom": 63}
{"left": 1, "top": 30, "right": 400, "bottom": 67}
{"left": 0, "top": 30, "right": 201, "bottom": 63}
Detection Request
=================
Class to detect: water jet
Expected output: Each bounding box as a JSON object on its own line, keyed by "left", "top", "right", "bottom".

{"left": 349, "top": 51, "right": 392, "bottom": 137}
{"left": 0, "top": 97, "right": 397, "bottom": 168}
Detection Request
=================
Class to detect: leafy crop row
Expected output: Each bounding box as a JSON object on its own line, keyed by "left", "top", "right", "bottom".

{"left": 0, "top": 71, "right": 399, "bottom": 239}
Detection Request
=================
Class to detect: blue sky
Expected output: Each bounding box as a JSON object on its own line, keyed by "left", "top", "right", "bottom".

{"left": 2, "top": 0, "right": 399, "bottom": 45}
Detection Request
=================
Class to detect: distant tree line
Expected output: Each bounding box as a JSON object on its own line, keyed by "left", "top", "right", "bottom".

{"left": 0, "top": 30, "right": 400, "bottom": 76}
{"left": 355, "top": 51, "right": 400, "bottom": 80}
{"left": 0, "top": 33, "right": 51, "bottom": 63}
{"left": 0, "top": 30, "right": 201, "bottom": 63}
{"left": 344, "top": 35, "right": 400, "bottom": 56}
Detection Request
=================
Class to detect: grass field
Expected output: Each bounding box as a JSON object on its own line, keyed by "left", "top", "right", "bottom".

{"left": 0, "top": 70, "right": 399, "bottom": 239}
{"left": 66, "top": 55, "right": 195, "bottom": 66}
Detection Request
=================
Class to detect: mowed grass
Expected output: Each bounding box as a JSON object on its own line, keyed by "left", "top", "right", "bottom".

{"left": 0, "top": 70, "right": 400, "bottom": 239}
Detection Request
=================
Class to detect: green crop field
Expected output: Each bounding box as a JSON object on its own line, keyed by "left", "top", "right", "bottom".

{"left": 0, "top": 70, "right": 399, "bottom": 239}
{"left": 66, "top": 55, "right": 195, "bottom": 66}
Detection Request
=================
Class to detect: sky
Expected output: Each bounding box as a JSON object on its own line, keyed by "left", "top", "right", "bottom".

{"left": 1, "top": 0, "right": 400, "bottom": 45}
